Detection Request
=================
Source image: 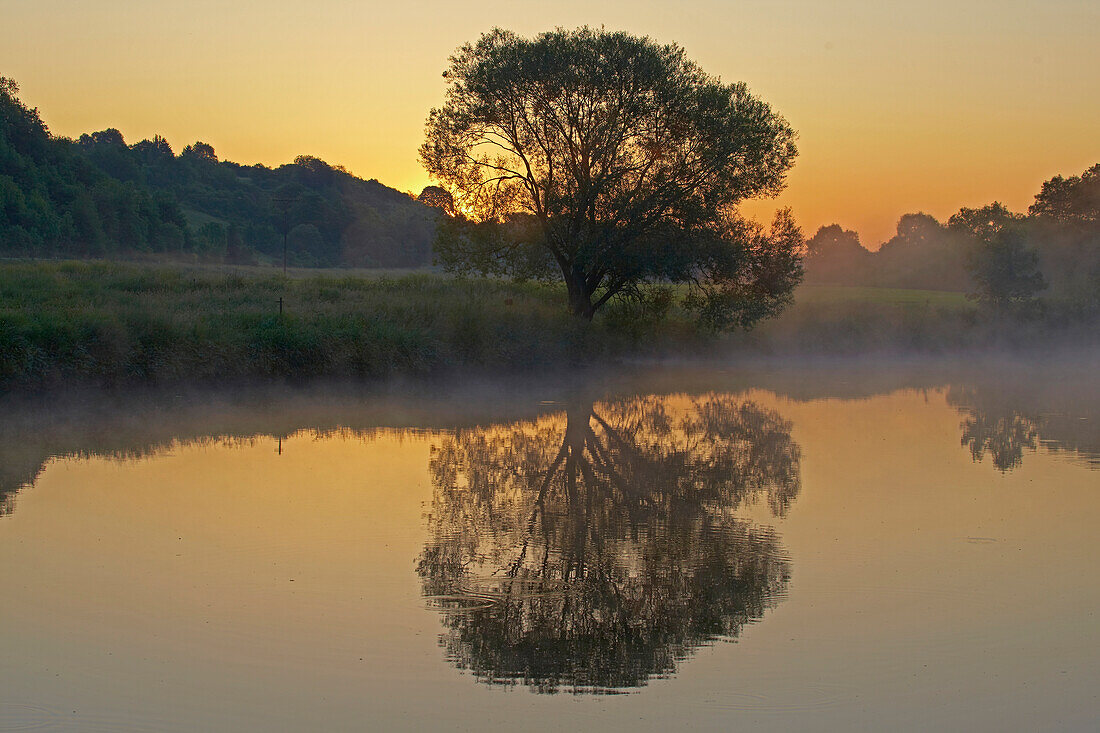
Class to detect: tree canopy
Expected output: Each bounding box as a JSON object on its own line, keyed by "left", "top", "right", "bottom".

{"left": 421, "top": 27, "right": 803, "bottom": 326}
{"left": 1, "top": 76, "right": 438, "bottom": 266}
{"left": 948, "top": 203, "right": 1046, "bottom": 308}
{"left": 803, "top": 224, "right": 873, "bottom": 285}
{"left": 0, "top": 78, "right": 190, "bottom": 255}
{"left": 1029, "top": 164, "right": 1099, "bottom": 226}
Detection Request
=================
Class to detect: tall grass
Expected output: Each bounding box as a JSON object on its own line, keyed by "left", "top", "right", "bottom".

{"left": 728, "top": 284, "right": 1098, "bottom": 355}
{"left": 0, "top": 262, "right": 703, "bottom": 390}
{"left": 1, "top": 262, "right": 1094, "bottom": 391}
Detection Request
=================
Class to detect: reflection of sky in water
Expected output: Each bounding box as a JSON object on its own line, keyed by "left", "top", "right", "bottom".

{"left": 0, "top": 362, "right": 1098, "bottom": 730}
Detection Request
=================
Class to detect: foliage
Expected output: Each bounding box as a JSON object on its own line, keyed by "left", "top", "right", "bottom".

{"left": 802, "top": 166, "right": 1099, "bottom": 314}
{"left": 1029, "top": 163, "right": 1099, "bottom": 225}
{"left": 0, "top": 78, "right": 190, "bottom": 256}
{"left": 870, "top": 213, "right": 971, "bottom": 290}
{"left": 1, "top": 77, "right": 437, "bottom": 267}
{"left": 681, "top": 209, "right": 804, "bottom": 331}
{"left": 802, "top": 224, "right": 873, "bottom": 285}
{"left": 421, "top": 27, "right": 802, "bottom": 326}
{"left": 1024, "top": 165, "right": 1100, "bottom": 311}
{"left": 72, "top": 139, "right": 439, "bottom": 267}
{"left": 803, "top": 215, "right": 970, "bottom": 291}
{"left": 963, "top": 227, "right": 1046, "bottom": 308}
{"left": 417, "top": 186, "right": 454, "bottom": 214}
{"left": 948, "top": 202, "right": 1023, "bottom": 243}
{"left": 947, "top": 202, "right": 1045, "bottom": 308}
{"left": 0, "top": 261, "right": 713, "bottom": 391}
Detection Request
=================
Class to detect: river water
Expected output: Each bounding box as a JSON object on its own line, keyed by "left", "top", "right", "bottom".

{"left": 1, "top": 357, "right": 1097, "bottom": 731}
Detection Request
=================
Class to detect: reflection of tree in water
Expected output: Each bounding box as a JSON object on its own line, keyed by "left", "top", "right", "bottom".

{"left": 953, "top": 388, "right": 1042, "bottom": 472}
{"left": 418, "top": 395, "right": 801, "bottom": 693}
{"left": 947, "top": 375, "right": 1100, "bottom": 472}
{"left": 1, "top": 453, "right": 48, "bottom": 517}
{"left": 949, "top": 382, "right": 1100, "bottom": 472}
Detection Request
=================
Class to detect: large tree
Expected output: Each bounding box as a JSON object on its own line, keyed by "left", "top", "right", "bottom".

{"left": 420, "top": 27, "right": 802, "bottom": 326}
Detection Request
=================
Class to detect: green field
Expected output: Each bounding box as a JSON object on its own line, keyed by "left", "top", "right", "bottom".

{"left": 0, "top": 261, "right": 701, "bottom": 389}
{"left": 0, "top": 261, "right": 1090, "bottom": 390}
{"left": 120, "top": 260, "right": 435, "bottom": 281}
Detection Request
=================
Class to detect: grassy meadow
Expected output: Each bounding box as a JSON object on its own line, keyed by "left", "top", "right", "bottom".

{"left": 0, "top": 260, "right": 1093, "bottom": 390}
{"left": 0, "top": 261, "right": 702, "bottom": 389}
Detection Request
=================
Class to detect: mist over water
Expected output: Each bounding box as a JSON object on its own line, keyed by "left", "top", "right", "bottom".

{"left": 0, "top": 354, "right": 1097, "bottom": 730}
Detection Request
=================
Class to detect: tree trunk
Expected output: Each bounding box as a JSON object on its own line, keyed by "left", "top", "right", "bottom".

{"left": 565, "top": 268, "right": 596, "bottom": 320}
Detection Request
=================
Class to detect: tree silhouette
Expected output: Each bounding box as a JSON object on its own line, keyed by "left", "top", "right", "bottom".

{"left": 965, "top": 228, "right": 1046, "bottom": 309}
{"left": 948, "top": 202, "right": 1022, "bottom": 244}
{"left": 181, "top": 141, "right": 217, "bottom": 162}
{"left": 1025, "top": 164, "right": 1100, "bottom": 308}
{"left": 417, "top": 186, "right": 455, "bottom": 215}
{"left": 1029, "top": 163, "right": 1099, "bottom": 226}
{"left": 417, "top": 394, "right": 801, "bottom": 693}
{"left": 803, "top": 224, "right": 873, "bottom": 285}
{"left": 421, "top": 27, "right": 802, "bottom": 325}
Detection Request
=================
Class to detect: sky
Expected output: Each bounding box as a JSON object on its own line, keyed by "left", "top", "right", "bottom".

{"left": 2, "top": 0, "right": 1097, "bottom": 246}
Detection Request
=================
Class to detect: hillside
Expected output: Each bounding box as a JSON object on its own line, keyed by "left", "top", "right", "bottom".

{"left": 1, "top": 77, "right": 439, "bottom": 267}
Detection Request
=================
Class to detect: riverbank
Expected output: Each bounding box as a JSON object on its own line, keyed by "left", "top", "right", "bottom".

{"left": 1, "top": 261, "right": 1095, "bottom": 391}
{"left": 0, "top": 261, "right": 703, "bottom": 390}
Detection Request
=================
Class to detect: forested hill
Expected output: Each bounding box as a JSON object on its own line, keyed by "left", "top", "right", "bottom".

{"left": 0, "top": 77, "right": 439, "bottom": 267}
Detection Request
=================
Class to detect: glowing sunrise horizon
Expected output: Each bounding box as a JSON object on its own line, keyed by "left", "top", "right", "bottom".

{"left": 3, "top": 0, "right": 1096, "bottom": 246}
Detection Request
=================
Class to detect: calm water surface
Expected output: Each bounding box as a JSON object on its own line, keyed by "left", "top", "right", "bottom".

{"left": 1, "top": 358, "right": 1097, "bottom": 731}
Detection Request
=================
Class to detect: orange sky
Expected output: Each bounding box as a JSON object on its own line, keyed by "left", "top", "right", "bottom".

{"left": 3, "top": 0, "right": 1097, "bottom": 245}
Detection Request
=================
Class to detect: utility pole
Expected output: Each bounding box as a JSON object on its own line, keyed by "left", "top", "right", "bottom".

{"left": 271, "top": 195, "right": 296, "bottom": 276}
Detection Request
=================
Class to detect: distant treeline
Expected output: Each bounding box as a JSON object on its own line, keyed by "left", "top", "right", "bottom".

{"left": 804, "top": 166, "right": 1099, "bottom": 311}
{"left": 0, "top": 77, "right": 439, "bottom": 267}
{"left": 4, "top": 74, "right": 1098, "bottom": 300}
